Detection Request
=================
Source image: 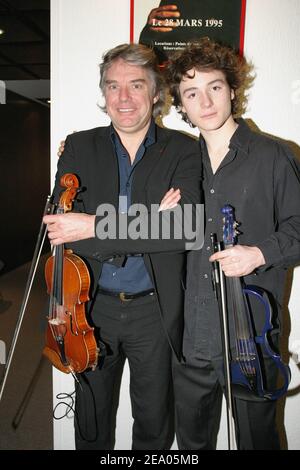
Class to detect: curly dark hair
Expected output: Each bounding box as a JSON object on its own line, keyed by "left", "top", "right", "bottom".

{"left": 166, "top": 37, "right": 254, "bottom": 125}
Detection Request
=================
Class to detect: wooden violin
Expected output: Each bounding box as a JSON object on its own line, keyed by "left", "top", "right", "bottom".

{"left": 43, "top": 173, "right": 99, "bottom": 375}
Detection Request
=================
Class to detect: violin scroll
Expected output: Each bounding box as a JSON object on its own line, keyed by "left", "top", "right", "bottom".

{"left": 58, "top": 173, "right": 80, "bottom": 213}
{"left": 222, "top": 204, "right": 240, "bottom": 247}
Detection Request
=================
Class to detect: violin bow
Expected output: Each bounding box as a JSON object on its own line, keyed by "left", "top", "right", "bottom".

{"left": 211, "top": 233, "right": 238, "bottom": 450}
{"left": 0, "top": 196, "right": 55, "bottom": 403}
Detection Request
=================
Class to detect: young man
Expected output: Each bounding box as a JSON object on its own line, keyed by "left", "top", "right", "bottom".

{"left": 167, "top": 38, "right": 300, "bottom": 450}
{"left": 44, "top": 43, "right": 201, "bottom": 450}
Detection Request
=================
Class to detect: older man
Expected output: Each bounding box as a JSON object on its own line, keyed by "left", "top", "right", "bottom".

{"left": 44, "top": 43, "right": 201, "bottom": 450}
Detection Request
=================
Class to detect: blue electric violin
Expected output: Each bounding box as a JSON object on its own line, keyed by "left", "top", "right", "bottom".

{"left": 220, "top": 204, "right": 291, "bottom": 401}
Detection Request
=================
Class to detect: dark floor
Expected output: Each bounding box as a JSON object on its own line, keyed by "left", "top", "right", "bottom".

{"left": 0, "top": 255, "right": 53, "bottom": 450}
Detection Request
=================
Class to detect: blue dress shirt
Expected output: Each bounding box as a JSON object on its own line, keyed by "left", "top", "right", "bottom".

{"left": 98, "top": 121, "right": 155, "bottom": 293}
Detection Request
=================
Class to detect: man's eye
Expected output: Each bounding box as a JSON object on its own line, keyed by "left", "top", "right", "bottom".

{"left": 212, "top": 86, "right": 221, "bottom": 91}
{"left": 108, "top": 85, "right": 118, "bottom": 90}
{"left": 187, "top": 92, "right": 196, "bottom": 99}
{"left": 132, "top": 83, "right": 143, "bottom": 89}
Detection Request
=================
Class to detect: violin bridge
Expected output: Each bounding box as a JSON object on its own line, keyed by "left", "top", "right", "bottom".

{"left": 48, "top": 318, "right": 66, "bottom": 326}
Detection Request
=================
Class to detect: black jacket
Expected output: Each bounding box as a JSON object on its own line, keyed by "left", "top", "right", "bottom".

{"left": 53, "top": 124, "right": 202, "bottom": 360}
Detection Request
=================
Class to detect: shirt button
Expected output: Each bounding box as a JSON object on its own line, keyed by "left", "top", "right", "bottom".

{"left": 206, "top": 246, "right": 211, "bottom": 251}
{"left": 208, "top": 218, "right": 213, "bottom": 222}
{"left": 210, "top": 189, "right": 215, "bottom": 194}
{"left": 204, "top": 274, "right": 208, "bottom": 279}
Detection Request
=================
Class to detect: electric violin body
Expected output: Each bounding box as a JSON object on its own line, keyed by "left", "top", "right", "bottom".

{"left": 221, "top": 204, "right": 291, "bottom": 401}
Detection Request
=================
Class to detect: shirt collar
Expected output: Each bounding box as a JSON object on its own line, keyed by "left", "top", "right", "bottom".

{"left": 199, "top": 118, "right": 252, "bottom": 156}
{"left": 229, "top": 118, "right": 252, "bottom": 155}
{"left": 110, "top": 118, "right": 157, "bottom": 149}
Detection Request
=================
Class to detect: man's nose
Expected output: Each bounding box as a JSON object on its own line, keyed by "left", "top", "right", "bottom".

{"left": 200, "top": 92, "right": 212, "bottom": 108}
{"left": 119, "top": 86, "right": 130, "bottom": 101}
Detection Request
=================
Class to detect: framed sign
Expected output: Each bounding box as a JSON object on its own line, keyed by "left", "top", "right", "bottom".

{"left": 130, "top": 0, "right": 247, "bottom": 63}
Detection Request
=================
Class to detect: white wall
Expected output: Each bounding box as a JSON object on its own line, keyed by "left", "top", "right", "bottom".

{"left": 51, "top": 0, "right": 300, "bottom": 450}
{"left": 243, "top": 0, "right": 300, "bottom": 451}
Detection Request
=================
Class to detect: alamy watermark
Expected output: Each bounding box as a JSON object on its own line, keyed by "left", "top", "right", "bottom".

{"left": 0, "top": 81, "right": 6, "bottom": 104}
{"left": 95, "top": 203, "right": 204, "bottom": 250}
{"left": 0, "top": 340, "right": 6, "bottom": 365}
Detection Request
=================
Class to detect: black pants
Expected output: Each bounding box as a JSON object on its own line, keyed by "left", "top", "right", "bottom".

{"left": 172, "top": 357, "right": 281, "bottom": 450}
{"left": 74, "top": 292, "right": 174, "bottom": 450}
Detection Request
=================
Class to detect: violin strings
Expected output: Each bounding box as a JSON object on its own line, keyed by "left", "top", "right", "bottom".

{"left": 230, "top": 278, "right": 255, "bottom": 378}
{"left": 235, "top": 280, "right": 253, "bottom": 375}
{"left": 240, "top": 284, "right": 257, "bottom": 376}
{"left": 49, "top": 205, "right": 63, "bottom": 342}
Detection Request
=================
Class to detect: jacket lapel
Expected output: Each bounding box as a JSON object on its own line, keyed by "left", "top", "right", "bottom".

{"left": 94, "top": 127, "right": 119, "bottom": 208}
{"left": 132, "top": 127, "right": 169, "bottom": 201}
{"left": 92, "top": 125, "right": 170, "bottom": 206}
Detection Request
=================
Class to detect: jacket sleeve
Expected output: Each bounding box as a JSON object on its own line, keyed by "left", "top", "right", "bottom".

{"left": 257, "top": 142, "right": 300, "bottom": 270}
{"left": 68, "top": 142, "right": 203, "bottom": 261}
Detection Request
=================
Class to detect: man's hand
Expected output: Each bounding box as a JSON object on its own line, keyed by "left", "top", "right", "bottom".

{"left": 57, "top": 131, "right": 76, "bottom": 157}
{"left": 147, "top": 5, "right": 180, "bottom": 32}
{"left": 159, "top": 188, "right": 181, "bottom": 211}
{"left": 43, "top": 213, "right": 96, "bottom": 246}
{"left": 57, "top": 140, "right": 66, "bottom": 157}
{"left": 209, "top": 245, "right": 266, "bottom": 277}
